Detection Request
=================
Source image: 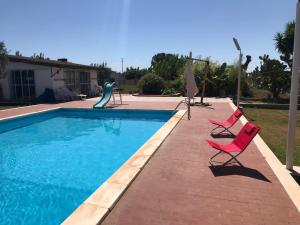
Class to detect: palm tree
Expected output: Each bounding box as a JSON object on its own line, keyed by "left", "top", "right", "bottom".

{"left": 274, "top": 21, "right": 295, "bottom": 69}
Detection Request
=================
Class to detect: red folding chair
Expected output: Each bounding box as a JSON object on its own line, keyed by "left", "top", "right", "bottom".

{"left": 208, "top": 109, "right": 243, "bottom": 135}
{"left": 207, "top": 122, "right": 260, "bottom": 167}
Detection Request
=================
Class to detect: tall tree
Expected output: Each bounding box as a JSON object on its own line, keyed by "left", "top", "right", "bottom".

{"left": 151, "top": 53, "right": 186, "bottom": 80}
{"left": 250, "top": 55, "right": 290, "bottom": 99}
{"left": 226, "top": 65, "right": 251, "bottom": 97}
{"left": 124, "top": 67, "right": 148, "bottom": 83}
{"left": 193, "top": 60, "right": 235, "bottom": 97}
{"left": 274, "top": 21, "right": 295, "bottom": 68}
{"left": 0, "top": 41, "right": 9, "bottom": 78}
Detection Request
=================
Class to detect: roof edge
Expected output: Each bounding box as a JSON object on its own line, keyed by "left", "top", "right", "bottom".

{"left": 8, "top": 55, "right": 97, "bottom": 70}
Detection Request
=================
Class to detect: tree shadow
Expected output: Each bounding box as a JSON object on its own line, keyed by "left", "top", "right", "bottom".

{"left": 209, "top": 165, "right": 271, "bottom": 182}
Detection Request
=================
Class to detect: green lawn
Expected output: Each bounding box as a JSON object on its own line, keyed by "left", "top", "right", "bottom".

{"left": 243, "top": 108, "right": 300, "bottom": 166}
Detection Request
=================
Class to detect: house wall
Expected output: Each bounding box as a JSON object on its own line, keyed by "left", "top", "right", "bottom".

{"left": 0, "top": 61, "right": 99, "bottom": 101}
{"left": 52, "top": 67, "right": 65, "bottom": 90}
{"left": 52, "top": 68, "right": 98, "bottom": 91}
{"left": 52, "top": 68, "right": 99, "bottom": 100}
{"left": 1, "top": 62, "right": 53, "bottom": 100}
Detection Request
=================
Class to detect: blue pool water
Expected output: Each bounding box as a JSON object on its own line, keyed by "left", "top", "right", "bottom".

{"left": 0, "top": 109, "right": 174, "bottom": 225}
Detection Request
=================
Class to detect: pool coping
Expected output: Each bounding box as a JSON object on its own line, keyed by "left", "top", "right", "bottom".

{"left": 227, "top": 98, "right": 300, "bottom": 212}
{"left": 0, "top": 107, "right": 62, "bottom": 122}
{"left": 0, "top": 104, "right": 41, "bottom": 112}
{"left": 61, "top": 109, "right": 187, "bottom": 225}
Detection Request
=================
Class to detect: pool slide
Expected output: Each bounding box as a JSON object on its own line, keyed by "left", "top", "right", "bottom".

{"left": 93, "top": 82, "right": 116, "bottom": 109}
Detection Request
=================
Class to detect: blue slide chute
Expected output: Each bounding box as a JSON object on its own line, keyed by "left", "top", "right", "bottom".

{"left": 93, "top": 82, "right": 116, "bottom": 109}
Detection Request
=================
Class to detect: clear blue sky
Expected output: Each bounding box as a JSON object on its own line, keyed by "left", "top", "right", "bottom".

{"left": 0, "top": 0, "right": 296, "bottom": 72}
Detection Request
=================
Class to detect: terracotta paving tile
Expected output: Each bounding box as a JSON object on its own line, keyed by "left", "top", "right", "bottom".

{"left": 101, "top": 101, "right": 300, "bottom": 225}
{"left": 1, "top": 99, "right": 299, "bottom": 225}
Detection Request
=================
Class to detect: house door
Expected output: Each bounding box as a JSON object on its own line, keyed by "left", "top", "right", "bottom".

{"left": 11, "top": 70, "right": 36, "bottom": 100}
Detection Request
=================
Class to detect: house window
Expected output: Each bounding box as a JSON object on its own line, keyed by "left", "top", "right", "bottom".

{"left": 64, "top": 71, "right": 90, "bottom": 95}
{"left": 64, "top": 71, "right": 76, "bottom": 91}
{"left": 11, "top": 70, "right": 36, "bottom": 100}
{"left": 79, "top": 72, "right": 90, "bottom": 95}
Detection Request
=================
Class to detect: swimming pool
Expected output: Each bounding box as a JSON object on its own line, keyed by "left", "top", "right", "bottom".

{"left": 0, "top": 108, "right": 175, "bottom": 225}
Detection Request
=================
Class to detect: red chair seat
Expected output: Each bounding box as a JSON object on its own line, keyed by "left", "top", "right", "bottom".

{"left": 208, "top": 109, "right": 244, "bottom": 135}
{"left": 207, "top": 140, "right": 242, "bottom": 153}
{"left": 208, "top": 119, "right": 232, "bottom": 127}
{"left": 207, "top": 122, "right": 260, "bottom": 166}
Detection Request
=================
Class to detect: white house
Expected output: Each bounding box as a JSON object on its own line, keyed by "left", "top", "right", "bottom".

{"left": 0, "top": 55, "right": 100, "bottom": 102}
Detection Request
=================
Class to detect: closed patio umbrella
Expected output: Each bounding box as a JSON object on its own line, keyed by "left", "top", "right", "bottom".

{"left": 185, "top": 52, "right": 198, "bottom": 119}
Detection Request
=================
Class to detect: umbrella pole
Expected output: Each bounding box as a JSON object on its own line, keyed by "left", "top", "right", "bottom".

{"left": 188, "top": 97, "right": 191, "bottom": 120}
{"left": 187, "top": 52, "right": 193, "bottom": 120}
{"left": 200, "top": 61, "right": 209, "bottom": 104}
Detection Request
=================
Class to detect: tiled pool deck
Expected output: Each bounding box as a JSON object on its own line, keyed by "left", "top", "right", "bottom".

{"left": 1, "top": 96, "right": 300, "bottom": 225}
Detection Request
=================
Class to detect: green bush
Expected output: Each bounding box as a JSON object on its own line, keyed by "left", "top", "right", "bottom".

{"left": 225, "top": 66, "right": 252, "bottom": 97}
{"left": 251, "top": 88, "right": 272, "bottom": 99}
{"left": 163, "top": 76, "right": 184, "bottom": 95}
{"left": 120, "top": 84, "right": 139, "bottom": 94}
{"left": 138, "top": 73, "right": 165, "bottom": 94}
{"left": 167, "top": 77, "right": 184, "bottom": 94}
{"left": 162, "top": 88, "right": 177, "bottom": 95}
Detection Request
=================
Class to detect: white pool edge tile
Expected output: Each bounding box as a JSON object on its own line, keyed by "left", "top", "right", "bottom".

{"left": 0, "top": 107, "right": 62, "bottom": 121}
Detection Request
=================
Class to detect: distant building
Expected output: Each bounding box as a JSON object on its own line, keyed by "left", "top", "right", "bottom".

{"left": 0, "top": 55, "right": 100, "bottom": 102}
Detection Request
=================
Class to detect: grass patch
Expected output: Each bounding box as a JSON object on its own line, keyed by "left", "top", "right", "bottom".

{"left": 243, "top": 108, "right": 300, "bottom": 166}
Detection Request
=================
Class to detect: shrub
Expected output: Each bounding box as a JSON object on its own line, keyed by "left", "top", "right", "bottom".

{"left": 162, "top": 88, "right": 177, "bottom": 95}
{"left": 166, "top": 77, "right": 185, "bottom": 94}
{"left": 138, "top": 73, "right": 165, "bottom": 94}
{"left": 225, "top": 66, "right": 252, "bottom": 97}
{"left": 251, "top": 88, "right": 272, "bottom": 99}
{"left": 120, "top": 84, "right": 139, "bottom": 94}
